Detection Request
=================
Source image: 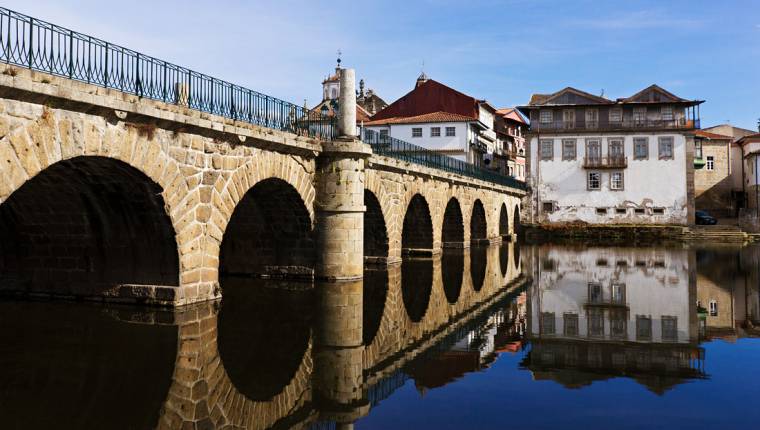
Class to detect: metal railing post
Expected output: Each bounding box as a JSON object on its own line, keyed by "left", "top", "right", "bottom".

{"left": 27, "top": 16, "right": 32, "bottom": 68}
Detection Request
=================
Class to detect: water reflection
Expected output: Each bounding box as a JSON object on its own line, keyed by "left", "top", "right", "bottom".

{"left": 4, "top": 242, "right": 760, "bottom": 429}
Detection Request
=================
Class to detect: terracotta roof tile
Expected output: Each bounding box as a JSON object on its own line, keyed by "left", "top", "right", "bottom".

{"left": 695, "top": 130, "right": 732, "bottom": 140}
{"left": 363, "top": 111, "right": 476, "bottom": 126}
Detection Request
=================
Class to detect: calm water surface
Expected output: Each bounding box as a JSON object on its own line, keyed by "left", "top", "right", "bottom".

{"left": 2, "top": 243, "right": 760, "bottom": 429}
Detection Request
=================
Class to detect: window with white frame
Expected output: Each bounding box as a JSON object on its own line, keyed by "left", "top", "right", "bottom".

{"left": 633, "top": 107, "right": 647, "bottom": 124}
{"left": 585, "top": 108, "right": 599, "bottom": 128}
{"left": 658, "top": 136, "right": 674, "bottom": 159}
{"left": 563, "top": 109, "right": 575, "bottom": 128}
{"left": 562, "top": 139, "right": 576, "bottom": 160}
{"left": 609, "top": 108, "right": 622, "bottom": 123}
{"left": 610, "top": 171, "right": 624, "bottom": 190}
{"left": 634, "top": 137, "right": 649, "bottom": 159}
{"left": 540, "top": 110, "right": 553, "bottom": 124}
{"left": 709, "top": 300, "right": 718, "bottom": 316}
{"left": 412, "top": 127, "right": 422, "bottom": 138}
{"left": 587, "top": 171, "right": 601, "bottom": 190}
{"left": 431, "top": 127, "right": 441, "bottom": 137}
{"left": 609, "top": 138, "right": 624, "bottom": 158}
{"left": 445, "top": 126, "right": 456, "bottom": 137}
{"left": 661, "top": 105, "right": 674, "bottom": 121}
{"left": 586, "top": 139, "right": 601, "bottom": 160}
{"left": 540, "top": 139, "right": 554, "bottom": 160}
{"left": 706, "top": 155, "right": 715, "bottom": 171}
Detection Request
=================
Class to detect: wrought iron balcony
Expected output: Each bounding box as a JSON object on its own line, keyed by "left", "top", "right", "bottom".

{"left": 532, "top": 118, "right": 700, "bottom": 132}
{"left": 583, "top": 156, "right": 627, "bottom": 169}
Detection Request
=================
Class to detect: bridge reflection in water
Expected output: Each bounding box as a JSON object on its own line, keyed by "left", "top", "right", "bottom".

{"left": 3, "top": 243, "right": 760, "bottom": 429}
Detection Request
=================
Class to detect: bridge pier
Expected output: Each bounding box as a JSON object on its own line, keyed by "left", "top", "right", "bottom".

{"left": 315, "top": 68, "right": 372, "bottom": 280}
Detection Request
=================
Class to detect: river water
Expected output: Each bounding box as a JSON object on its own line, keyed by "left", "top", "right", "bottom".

{"left": 2, "top": 243, "right": 760, "bottom": 429}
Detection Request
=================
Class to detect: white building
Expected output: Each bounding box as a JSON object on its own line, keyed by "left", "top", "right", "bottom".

{"left": 517, "top": 85, "right": 703, "bottom": 226}
{"left": 362, "top": 74, "right": 504, "bottom": 171}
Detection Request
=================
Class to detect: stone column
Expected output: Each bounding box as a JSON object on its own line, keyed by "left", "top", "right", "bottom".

{"left": 315, "top": 68, "right": 372, "bottom": 280}
{"left": 313, "top": 280, "right": 369, "bottom": 426}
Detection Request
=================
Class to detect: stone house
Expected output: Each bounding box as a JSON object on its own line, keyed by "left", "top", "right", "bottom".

{"left": 694, "top": 130, "right": 734, "bottom": 217}
{"left": 738, "top": 133, "right": 760, "bottom": 218}
{"left": 517, "top": 85, "right": 703, "bottom": 226}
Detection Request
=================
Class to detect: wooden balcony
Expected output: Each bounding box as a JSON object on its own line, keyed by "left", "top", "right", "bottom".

{"left": 583, "top": 156, "right": 627, "bottom": 169}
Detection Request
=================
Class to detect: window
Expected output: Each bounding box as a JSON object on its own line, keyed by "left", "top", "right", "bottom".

{"left": 364, "top": 129, "right": 374, "bottom": 140}
{"left": 542, "top": 258, "right": 557, "bottom": 271}
{"left": 589, "top": 283, "right": 603, "bottom": 303}
{"left": 695, "top": 139, "right": 703, "bottom": 159}
{"left": 658, "top": 136, "right": 674, "bottom": 159}
{"left": 610, "top": 171, "right": 624, "bottom": 190}
{"left": 609, "top": 108, "right": 622, "bottom": 123}
{"left": 585, "top": 108, "right": 599, "bottom": 128}
{"left": 652, "top": 207, "right": 664, "bottom": 215}
{"left": 616, "top": 208, "right": 627, "bottom": 215}
{"left": 542, "top": 201, "right": 555, "bottom": 213}
{"left": 539, "top": 110, "right": 553, "bottom": 124}
{"left": 379, "top": 129, "right": 389, "bottom": 141}
{"left": 709, "top": 300, "right": 718, "bottom": 316}
{"left": 596, "top": 258, "right": 608, "bottom": 266}
{"left": 586, "top": 139, "right": 601, "bottom": 160}
{"left": 445, "top": 126, "right": 456, "bottom": 137}
{"left": 562, "top": 139, "right": 577, "bottom": 160}
{"left": 431, "top": 127, "right": 441, "bottom": 137}
{"left": 633, "top": 107, "right": 647, "bottom": 125}
{"left": 609, "top": 138, "right": 624, "bottom": 158}
{"left": 661, "top": 105, "right": 673, "bottom": 121}
{"left": 587, "top": 171, "right": 601, "bottom": 190}
{"left": 636, "top": 315, "right": 652, "bottom": 340}
{"left": 706, "top": 155, "right": 715, "bottom": 171}
{"left": 610, "top": 309, "right": 627, "bottom": 339}
{"left": 634, "top": 137, "right": 649, "bottom": 160}
{"left": 634, "top": 207, "right": 646, "bottom": 215}
{"left": 564, "top": 313, "right": 579, "bottom": 336}
{"left": 588, "top": 309, "right": 604, "bottom": 337}
{"left": 611, "top": 283, "right": 626, "bottom": 304}
{"left": 662, "top": 316, "right": 678, "bottom": 342}
{"left": 540, "top": 139, "right": 554, "bottom": 160}
{"left": 563, "top": 109, "right": 575, "bottom": 128}
{"left": 541, "top": 312, "right": 556, "bottom": 334}
{"left": 412, "top": 127, "right": 422, "bottom": 138}
{"left": 596, "top": 207, "right": 608, "bottom": 215}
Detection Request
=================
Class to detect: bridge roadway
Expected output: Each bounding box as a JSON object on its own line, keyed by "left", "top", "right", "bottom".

{"left": 0, "top": 65, "right": 526, "bottom": 306}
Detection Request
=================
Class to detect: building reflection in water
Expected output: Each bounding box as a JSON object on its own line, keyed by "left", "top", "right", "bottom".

{"left": 4, "top": 243, "right": 760, "bottom": 428}
{"left": 521, "top": 245, "right": 706, "bottom": 394}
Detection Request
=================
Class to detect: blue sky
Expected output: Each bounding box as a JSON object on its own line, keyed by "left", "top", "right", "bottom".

{"left": 6, "top": 0, "right": 760, "bottom": 130}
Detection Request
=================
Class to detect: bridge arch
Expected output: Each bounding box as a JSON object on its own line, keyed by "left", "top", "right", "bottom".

{"left": 442, "top": 197, "right": 465, "bottom": 248}
{"left": 513, "top": 204, "right": 521, "bottom": 237}
{"left": 364, "top": 189, "right": 389, "bottom": 262}
{"left": 499, "top": 203, "right": 510, "bottom": 238}
{"left": 0, "top": 109, "right": 194, "bottom": 300}
{"left": 402, "top": 194, "right": 434, "bottom": 255}
{"left": 470, "top": 199, "right": 487, "bottom": 245}
{"left": 219, "top": 177, "right": 314, "bottom": 279}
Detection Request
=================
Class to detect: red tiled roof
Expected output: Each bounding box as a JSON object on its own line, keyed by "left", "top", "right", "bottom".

{"left": 496, "top": 107, "right": 527, "bottom": 124}
{"left": 370, "top": 79, "right": 480, "bottom": 121}
{"left": 737, "top": 133, "right": 760, "bottom": 145}
{"left": 695, "top": 130, "right": 732, "bottom": 140}
{"left": 363, "top": 111, "right": 476, "bottom": 125}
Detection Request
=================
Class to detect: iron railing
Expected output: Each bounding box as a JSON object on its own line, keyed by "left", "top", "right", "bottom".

{"left": 0, "top": 7, "right": 334, "bottom": 139}
{"left": 361, "top": 128, "right": 527, "bottom": 190}
{"left": 532, "top": 118, "right": 699, "bottom": 132}
{"left": 583, "top": 156, "right": 628, "bottom": 169}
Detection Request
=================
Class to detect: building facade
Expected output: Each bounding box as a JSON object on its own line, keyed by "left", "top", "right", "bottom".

{"left": 738, "top": 133, "right": 760, "bottom": 218}
{"left": 518, "top": 85, "right": 703, "bottom": 226}
{"left": 694, "top": 130, "right": 734, "bottom": 217}
{"left": 363, "top": 75, "right": 501, "bottom": 170}
{"left": 495, "top": 108, "right": 527, "bottom": 180}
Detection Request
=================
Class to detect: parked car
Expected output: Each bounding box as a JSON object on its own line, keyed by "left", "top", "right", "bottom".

{"left": 695, "top": 210, "right": 718, "bottom": 225}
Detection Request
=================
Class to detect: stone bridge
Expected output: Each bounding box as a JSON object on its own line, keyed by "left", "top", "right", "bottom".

{"left": 0, "top": 66, "right": 526, "bottom": 306}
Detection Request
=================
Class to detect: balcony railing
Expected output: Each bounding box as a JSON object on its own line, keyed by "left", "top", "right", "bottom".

{"left": 0, "top": 7, "right": 334, "bottom": 139}
{"left": 583, "top": 156, "right": 628, "bottom": 169}
{"left": 533, "top": 118, "right": 699, "bottom": 132}
{"left": 361, "top": 128, "right": 527, "bottom": 190}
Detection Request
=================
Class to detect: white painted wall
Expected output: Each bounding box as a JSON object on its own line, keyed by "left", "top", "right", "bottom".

{"left": 530, "top": 132, "right": 689, "bottom": 224}
{"left": 365, "top": 122, "right": 471, "bottom": 161}
{"left": 530, "top": 246, "right": 693, "bottom": 343}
